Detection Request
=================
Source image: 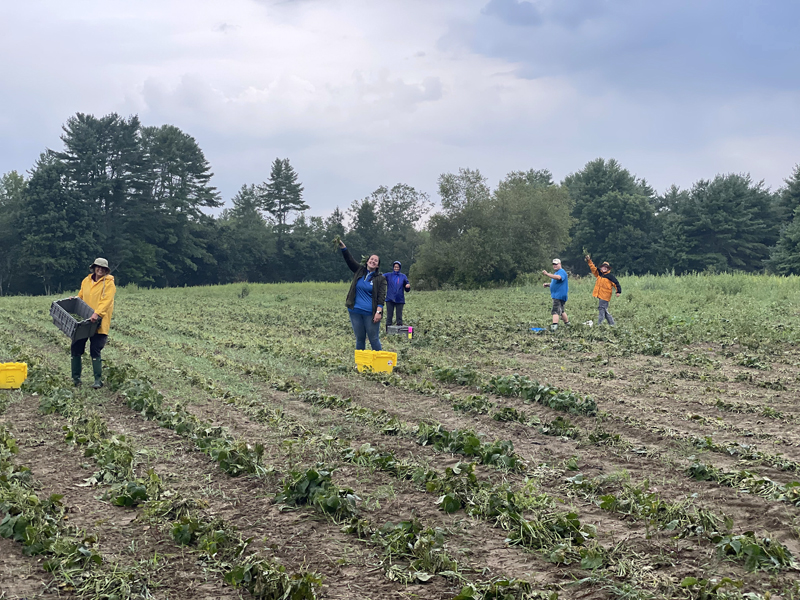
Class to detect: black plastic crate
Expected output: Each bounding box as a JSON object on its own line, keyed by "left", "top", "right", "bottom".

{"left": 50, "top": 298, "right": 101, "bottom": 341}
{"left": 386, "top": 325, "right": 413, "bottom": 339}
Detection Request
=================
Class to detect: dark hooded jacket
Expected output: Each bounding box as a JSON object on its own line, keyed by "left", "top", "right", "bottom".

{"left": 383, "top": 261, "right": 410, "bottom": 304}
{"left": 341, "top": 247, "right": 386, "bottom": 317}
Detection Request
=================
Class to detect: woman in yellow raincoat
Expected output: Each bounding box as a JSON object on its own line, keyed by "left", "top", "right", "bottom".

{"left": 72, "top": 258, "right": 116, "bottom": 388}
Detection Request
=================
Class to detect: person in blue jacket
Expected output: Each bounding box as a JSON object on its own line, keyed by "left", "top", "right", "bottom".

{"left": 383, "top": 261, "right": 411, "bottom": 330}
{"left": 542, "top": 258, "right": 569, "bottom": 331}
{"left": 338, "top": 239, "right": 386, "bottom": 350}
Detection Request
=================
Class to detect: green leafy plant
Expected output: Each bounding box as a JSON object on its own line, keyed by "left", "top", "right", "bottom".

{"left": 712, "top": 533, "right": 797, "bottom": 571}
{"left": 483, "top": 375, "right": 597, "bottom": 416}
{"left": 433, "top": 365, "right": 481, "bottom": 387}
{"left": 275, "top": 466, "right": 359, "bottom": 522}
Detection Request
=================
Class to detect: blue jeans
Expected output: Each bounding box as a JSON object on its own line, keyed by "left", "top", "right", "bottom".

{"left": 349, "top": 311, "right": 382, "bottom": 351}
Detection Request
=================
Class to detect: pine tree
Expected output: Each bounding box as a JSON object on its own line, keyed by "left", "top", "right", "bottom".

{"left": 668, "top": 174, "right": 778, "bottom": 273}
{"left": 137, "top": 124, "right": 221, "bottom": 286}
{"left": 259, "top": 158, "right": 307, "bottom": 236}
{"left": 52, "top": 113, "right": 143, "bottom": 273}
{"left": 768, "top": 165, "right": 800, "bottom": 274}
{"left": 18, "top": 155, "right": 100, "bottom": 294}
{"left": 563, "top": 158, "right": 656, "bottom": 274}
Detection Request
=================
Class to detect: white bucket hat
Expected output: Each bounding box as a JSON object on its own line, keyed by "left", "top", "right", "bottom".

{"left": 90, "top": 258, "right": 109, "bottom": 270}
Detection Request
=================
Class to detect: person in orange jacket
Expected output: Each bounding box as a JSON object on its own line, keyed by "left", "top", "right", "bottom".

{"left": 71, "top": 258, "right": 116, "bottom": 388}
{"left": 585, "top": 254, "right": 621, "bottom": 325}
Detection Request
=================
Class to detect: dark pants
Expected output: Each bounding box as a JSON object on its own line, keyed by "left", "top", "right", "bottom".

{"left": 385, "top": 301, "right": 404, "bottom": 327}
{"left": 349, "top": 312, "right": 381, "bottom": 351}
{"left": 71, "top": 334, "right": 108, "bottom": 359}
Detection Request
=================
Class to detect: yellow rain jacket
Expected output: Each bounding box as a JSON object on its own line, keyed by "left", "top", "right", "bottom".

{"left": 587, "top": 259, "right": 621, "bottom": 302}
{"left": 78, "top": 274, "right": 116, "bottom": 335}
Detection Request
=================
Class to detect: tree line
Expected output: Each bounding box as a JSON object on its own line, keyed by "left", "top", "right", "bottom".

{"left": 1, "top": 112, "right": 799, "bottom": 295}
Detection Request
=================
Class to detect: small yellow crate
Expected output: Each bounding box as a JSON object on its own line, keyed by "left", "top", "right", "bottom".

{"left": 0, "top": 363, "right": 28, "bottom": 389}
{"left": 354, "top": 350, "right": 397, "bottom": 373}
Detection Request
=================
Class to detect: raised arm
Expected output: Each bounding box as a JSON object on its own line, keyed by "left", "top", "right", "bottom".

{"left": 586, "top": 257, "right": 599, "bottom": 278}
{"left": 339, "top": 244, "right": 361, "bottom": 273}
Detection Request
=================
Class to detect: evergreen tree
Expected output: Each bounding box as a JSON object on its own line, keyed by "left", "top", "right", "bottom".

{"left": 774, "top": 164, "right": 800, "bottom": 223}
{"left": 768, "top": 165, "right": 800, "bottom": 274}
{"left": 767, "top": 217, "right": 800, "bottom": 275}
{"left": 18, "top": 155, "right": 100, "bottom": 295}
{"left": 664, "top": 173, "right": 778, "bottom": 273}
{"left": 138, "top": 124, "right": 221, "bottom": 286}
{"left": 52, "top": 113, "right": 143, "bottom": 275}
{"left": 280, "top": 214, "right": 331, "bottom": 281}
{"left": 259, "top": 158, "right": 307, "bottom": 237}
{"left": 321, "top": 207, "right": 351, "bottom": 280}
{"left": 217, "top": 184, "right": 276, "bottom": 282}
{"left": 0, "top": 171, "right": 25, "bottom": 295}
{"left": 563, "top": 158, "right": 657, "bottom": 274}
{"left": 347, "top": 197, "right": 382, "bottom": 253}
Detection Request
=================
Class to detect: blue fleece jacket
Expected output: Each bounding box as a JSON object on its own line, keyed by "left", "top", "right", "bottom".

{"left": 383, "top": 270, "right": 410, "bottom": 304}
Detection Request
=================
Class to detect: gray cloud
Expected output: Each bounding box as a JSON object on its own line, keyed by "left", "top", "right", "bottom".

{"left": 471, "top": 0, "right": 800, "bottom": 93}
{"left": 482, "top": 0, "right": 542, "bottom": 26}
{"left": 0, "top": 0, "right": 798, "bottom": 219}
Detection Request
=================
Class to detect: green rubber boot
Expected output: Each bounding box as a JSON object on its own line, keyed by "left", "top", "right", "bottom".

{"left": 71, "top": 356, "right": 82, "bottom": 387}
{"left": 91, "top": 357, "right": 103, "bottom": 389}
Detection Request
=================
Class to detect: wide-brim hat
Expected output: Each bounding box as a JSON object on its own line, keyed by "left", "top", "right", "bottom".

{"left": 90, "top": 257, "right": 109, "bottom": 270}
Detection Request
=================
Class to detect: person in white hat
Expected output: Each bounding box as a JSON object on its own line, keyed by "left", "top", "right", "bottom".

{"left": 71, "top": 258, "right": 116, "bottom": 388}
{"left": 542, "top": 258, "right": 569, "bottom": 331}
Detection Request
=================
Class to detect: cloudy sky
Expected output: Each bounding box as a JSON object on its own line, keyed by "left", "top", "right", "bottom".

{"left": 2, "top": 0, "right": 799, "bottom": 216}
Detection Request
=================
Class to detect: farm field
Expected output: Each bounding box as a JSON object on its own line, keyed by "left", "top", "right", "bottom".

{"left": 1, "top": 273, "right": 800, "bottom": 600}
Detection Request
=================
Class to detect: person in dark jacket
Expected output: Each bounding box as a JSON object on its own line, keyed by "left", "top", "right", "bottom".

{"left": 383, "top": 261, "right": 410, "bottom": 330}
{"left": 338, "top": 239, "right": 387, "bottom": 350}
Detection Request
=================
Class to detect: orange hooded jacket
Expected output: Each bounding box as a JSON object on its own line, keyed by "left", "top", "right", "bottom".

{"left": 587, "top": 258, "right": 621, "bottom": 302}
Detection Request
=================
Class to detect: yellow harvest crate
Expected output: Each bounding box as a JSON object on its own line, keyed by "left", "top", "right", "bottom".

{"left": 354, "top": 350, "right": 397, "bottom": 373}
{"left": 0, "top": 362, "right": 28, "bottom": 389}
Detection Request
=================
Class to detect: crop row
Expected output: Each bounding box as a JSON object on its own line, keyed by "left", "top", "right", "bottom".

{"left": 106, "top": 329, "right": 800, "bottom": 579}
{"left": 4, "top": 312, "right": 792, "bottom": 596}
{"left": 0, "top": 422, "right": 112, "bottom": 594}
{"left": 99, "top": 352, "right": 570, "bottom": 598}
{"left": 202, "top": 362, "right": 800, "bottom": 598}
{"left": 110, "top": 316, "right": 598, "bottom": 419}
{"left": 98, "top": 347, "right": 662, "bottom": 596}
{"left": 1, "top": 327, "right": 562, "bottom": 596}
{"left": 3, "top": 337, "right": 323, "bottom": 599}
{"left": 565, "top": 472, "right": 798, "bottom": 572}
{"left": 688, "top": 462, "right": 800, "bottom": 508}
